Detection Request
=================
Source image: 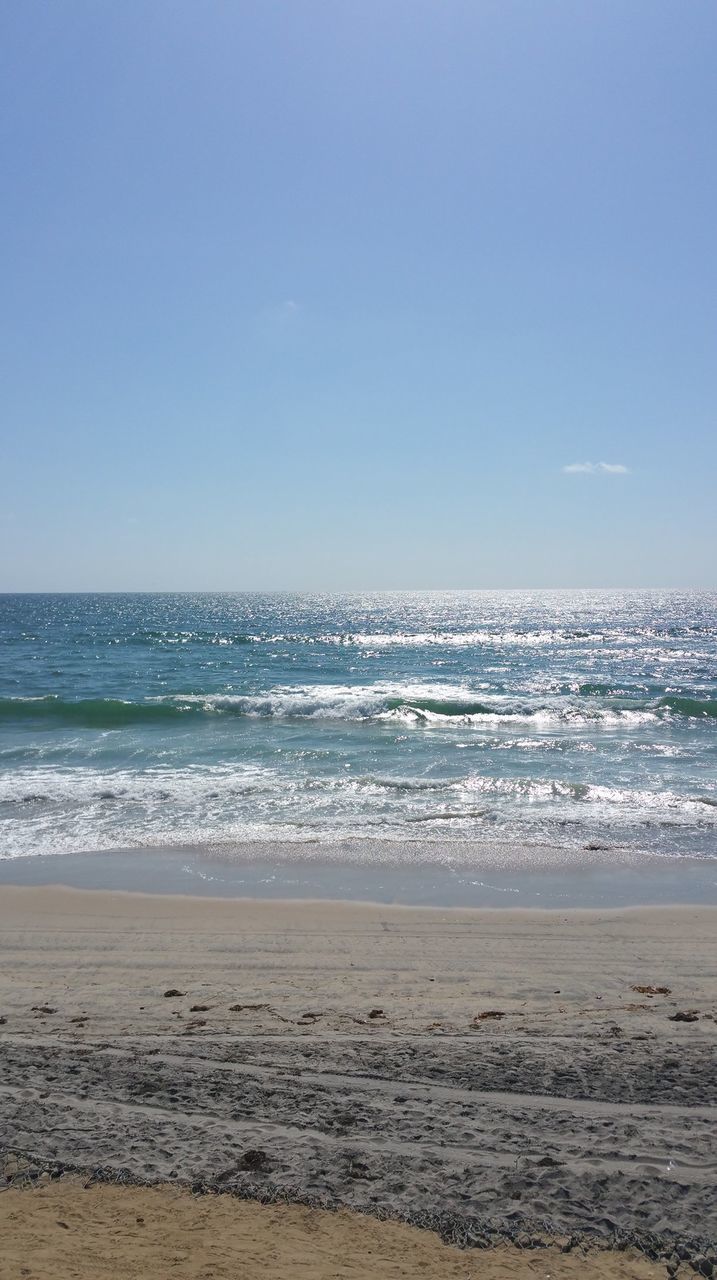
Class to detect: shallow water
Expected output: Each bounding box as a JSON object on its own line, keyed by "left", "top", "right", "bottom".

{"left": 1, "top": 590, "right": 716, "bottom": 867}
{"left": 2, "top": 844, "right": 716, "bottom": 908}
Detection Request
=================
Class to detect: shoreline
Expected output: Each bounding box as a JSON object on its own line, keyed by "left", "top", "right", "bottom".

{"left": 1, "top": 878, "right": 717, "bottom": 917}
{"left": 0, "top": 841, "right": 716, "bottom": 908}
{"left": 1, "top": 885, "right": 715, "bottom": 1253}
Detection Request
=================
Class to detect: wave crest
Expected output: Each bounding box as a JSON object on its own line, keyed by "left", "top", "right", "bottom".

{"left": 1, "top": 687, "right": 716, "bottom": 729}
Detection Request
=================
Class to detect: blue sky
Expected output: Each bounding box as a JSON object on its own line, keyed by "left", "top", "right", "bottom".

{"left": 1, "top": 1, "right": 715, "bottom": 589}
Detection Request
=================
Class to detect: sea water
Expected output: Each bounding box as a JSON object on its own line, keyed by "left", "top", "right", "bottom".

{"left": 0, "top": 591, "right": 716, "bottom": 871}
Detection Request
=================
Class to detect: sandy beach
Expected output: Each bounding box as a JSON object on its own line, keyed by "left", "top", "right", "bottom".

{"left": 0, "top": 885, "right": 715, "bottom": 1275}
{"left": 0, "top": 1180, "right": 671, "bottom": 1280}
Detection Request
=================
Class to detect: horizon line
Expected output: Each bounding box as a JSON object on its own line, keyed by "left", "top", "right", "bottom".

{"left": 1, "top": 586, "right": 714, "bottom": 596}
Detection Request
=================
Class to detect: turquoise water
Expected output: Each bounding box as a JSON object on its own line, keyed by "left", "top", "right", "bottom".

{"left": 1, "top": 591, "right": 716, "bottom": 867}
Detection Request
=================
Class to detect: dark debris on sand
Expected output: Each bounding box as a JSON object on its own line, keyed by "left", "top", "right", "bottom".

{"left": 2, "top": 1150, "right": 716, "bottom": 1273}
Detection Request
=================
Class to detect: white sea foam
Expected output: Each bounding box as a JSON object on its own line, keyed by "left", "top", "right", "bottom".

{"left": 0, "top": 761, "right": 277, "bottom": 807}
{"left": 460, "top": 775, "right": 716, "bottom": 813}
{"left": 148, "top": 683, "right": 678, "bottom": 727}
{"left": 2, "top": 753, "right": 714, "bottom": 863}
{"left": 3, "top": 591, "right": 716, "bottom": 866}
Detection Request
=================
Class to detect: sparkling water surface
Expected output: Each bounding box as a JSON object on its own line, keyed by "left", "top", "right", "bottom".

{"left": 1, "top": 591, "right": 716, "bottom": 866}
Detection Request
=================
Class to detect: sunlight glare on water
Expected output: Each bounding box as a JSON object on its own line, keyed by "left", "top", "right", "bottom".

{"left": 0, "top": 591, "right": 716, "bottom": 864}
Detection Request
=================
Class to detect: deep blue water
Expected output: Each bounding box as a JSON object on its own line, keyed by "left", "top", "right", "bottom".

{"left": 1, "top": 591, "right": 716, "bottom": 865}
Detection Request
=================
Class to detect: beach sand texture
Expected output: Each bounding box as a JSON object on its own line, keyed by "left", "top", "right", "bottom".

{"left": 0, "top": 1180, "right": 667, "bottom": 1280}
{"left": 0, "top": 887, "right": 715, "bottom": 1270}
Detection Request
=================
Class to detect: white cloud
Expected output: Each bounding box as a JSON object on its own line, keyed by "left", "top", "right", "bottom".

{"left": 562, "top": 461, "right": 630, "bottom": 475}
{"left": 276, "top": 299, "right": 299, "bottom": 322}
{"left": 255, "top": 299, "right": 302, "bottom": 339}
{"left": 265, "top": 299, "right": 300, "bottom": 324}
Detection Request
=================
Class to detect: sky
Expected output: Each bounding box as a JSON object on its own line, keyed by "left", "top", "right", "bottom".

{"left": 1, "top": 1, "right": 715, "bottom": 590}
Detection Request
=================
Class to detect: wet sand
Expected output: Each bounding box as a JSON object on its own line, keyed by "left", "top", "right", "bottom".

{"left": 0, "top": 886, "right": 715, "bottom": 1269}
{"left": 1, "top": 843, "right": 715, "bottom": 908}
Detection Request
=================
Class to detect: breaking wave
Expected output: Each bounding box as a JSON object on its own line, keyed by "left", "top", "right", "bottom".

{"left": 2, "top": 687, "right": 717, "bottom": 729}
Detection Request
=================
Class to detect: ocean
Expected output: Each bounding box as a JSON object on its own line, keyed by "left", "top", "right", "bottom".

{"left": 1, "top": 591, "right": 716, "bottom": 888}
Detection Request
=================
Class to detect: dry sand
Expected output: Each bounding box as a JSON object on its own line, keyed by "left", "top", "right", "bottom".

{"left": 0, "top": 1179, "right": 666, "bottom": 1280}
{"left": 0, "top": 886, "right": 715, "bottom": 1272}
